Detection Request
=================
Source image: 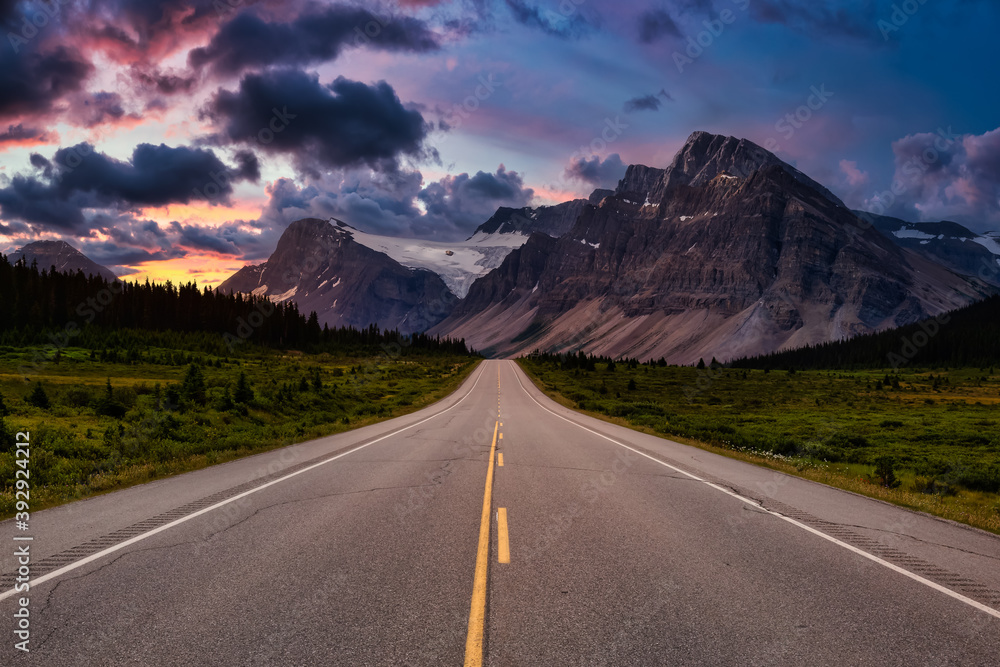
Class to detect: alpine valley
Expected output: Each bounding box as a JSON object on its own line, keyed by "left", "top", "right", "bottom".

{"left": 26, "top": 131, "right": 996, "bottom": 363}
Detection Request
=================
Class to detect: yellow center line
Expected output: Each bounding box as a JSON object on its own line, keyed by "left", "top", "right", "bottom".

{"left": 499, "top": 433, "right": 503, "bottom": 440}
{"left": 464, "top": 420, "right": 499, "bottom": 667}
{"left": 497, "top": 452, "right": 504, "bottom": 467}
{"left": 497, "top": 508, "right": 510, "bottom": 564}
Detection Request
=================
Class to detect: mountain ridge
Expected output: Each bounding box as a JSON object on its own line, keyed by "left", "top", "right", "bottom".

{"left": 9, "top": 240, "right": 118, "bottom": 282}
{"left": 430, "top": 132, "right": 991, "bottom": 362}
{"left": 217, "top": 218, "right": 456, "bottom": 334}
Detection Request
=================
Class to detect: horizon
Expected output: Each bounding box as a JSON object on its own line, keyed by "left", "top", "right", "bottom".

{"left": 1, "top": 1, "right": 999, "bottom": 285}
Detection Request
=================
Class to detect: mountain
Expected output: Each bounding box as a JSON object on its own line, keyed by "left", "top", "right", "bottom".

{"left": 472, "top": 198, "right": 587, "bottom": 237}
{"left": 9, "top": 240, "right": 117, "bottom": 282}
{"left": 431, "top": 131, "right": 992, "bottom": 363}
{"left": 314, "top": 199, "right": 592, "bottom": 299}
{"left": 217, "top": 219, "right": 457, "bottom": 334}
{"left": 859, "top": 212, "right": 1000, "bottom": 285}
{"left": 216, "top": 197, "right": 596, "bottom": 333}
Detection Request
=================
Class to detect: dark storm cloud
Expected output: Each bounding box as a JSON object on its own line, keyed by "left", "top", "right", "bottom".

{"left": 225, "top": 163, "right": 537, "bottom": 247}
{"left": 169, "top": 220, "right": 241, "bottom": 255}
{"left": 0, "top": 46, "right": 92, "bottom": 120}
{"left": 420, "top": 165, "right": 532, "bottom": 209}
{"left": 624, "top": 90, "right": 672, "bottom": 112}
{"left": 29, "top": 153, "right": 51, "bottom": 172}
{"left": 203, "top": 69, "right": 429, "bottom": 173}
{"left": 637, "top": 9, "right": 681, "bottom": 43}
{"left": 128, "top": 65, "right": 198, "bottom": 96}
{"left": 564, "top": 153, "right": 627, "bottom": 189}
{"left": 0, "top": 143, "right": 259, "bottom": 230}
{"left": 232, "top": 149, "right": 261, "bottom": 182}
{"left": 74, "top": 91, "right": 131, "bottom": 127}
{"left": 0, "top": 124, "right": 54, "bottom": 144}
{"left": 188, "top": 6, "right": 440, "bottom": 76}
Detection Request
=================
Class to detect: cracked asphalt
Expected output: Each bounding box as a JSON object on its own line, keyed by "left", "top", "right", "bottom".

{"left": 2, "top": 360, "right": 999, "bottom": 665}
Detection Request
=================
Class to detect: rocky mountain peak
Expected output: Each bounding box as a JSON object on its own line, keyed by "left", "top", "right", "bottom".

{"left": 10, "top": 240, "right": 118, "bottom": 282}
{"left": 218, "top": 217, "right": 456, "bottom": 334}
{"left": 617, "top": 131, "right": 844, "bottom": 208}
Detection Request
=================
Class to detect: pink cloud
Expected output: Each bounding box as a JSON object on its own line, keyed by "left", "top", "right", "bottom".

{"left": 839, "top": 159, "right": 869, "bottom": 187}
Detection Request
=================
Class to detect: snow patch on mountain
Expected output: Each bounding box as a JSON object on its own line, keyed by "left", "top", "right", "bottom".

{"left": 972, "top": 234, "right": 1000, "bottom": 256}
{"left": 892, "top": 227, "right": 936, "bottom": 240}
{"left": 338, "top": 222, "right": 530, "bottom": 297}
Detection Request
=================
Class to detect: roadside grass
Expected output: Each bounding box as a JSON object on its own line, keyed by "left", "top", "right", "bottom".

{"left": 517, "top": 358, "right": 1000, "bottom": 535}
{"left": 0, "top": 346, "right": 478, "bottom": 517}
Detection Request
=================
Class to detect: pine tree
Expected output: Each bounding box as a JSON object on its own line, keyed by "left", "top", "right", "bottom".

{"left": 28, "top": 382, "right": 50, "bottom": 409}
{"left": 234, "top": 371, "right": 254, "bottom": 404}
{"left": 181, "top": 364, "right": 206, "bottom": 403}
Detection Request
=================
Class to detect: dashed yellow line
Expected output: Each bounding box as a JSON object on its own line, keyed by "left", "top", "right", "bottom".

{"left": 463, "top": 420, "right": 499, "bottom": 667}
{"left": 498, "top": 452, "right": 504, "bottom": 467}
{"left": 497, "top": 508, "right": 510, "bottom": 564}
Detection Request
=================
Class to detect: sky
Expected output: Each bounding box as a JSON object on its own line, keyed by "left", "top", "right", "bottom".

{"left": 0, "top": 0, "right": 998, "bottom": 285}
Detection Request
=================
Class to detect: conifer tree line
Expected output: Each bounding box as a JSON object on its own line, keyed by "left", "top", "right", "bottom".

{"left": 731, "top": 295, "right": 1000, "bottom": 370}
{"left": 524, "top": 293, "right": 1000, "bottom": 371}
{"left": 0, "top": 256, "right": 471, "bottom": 356}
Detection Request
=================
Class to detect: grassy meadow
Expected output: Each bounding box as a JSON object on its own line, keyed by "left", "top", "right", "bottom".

{"left": 0, "top": 344, "right": 477, "bottom": 517}
{"left": 518, "top": 356, "right": 1000, "bottom": 534}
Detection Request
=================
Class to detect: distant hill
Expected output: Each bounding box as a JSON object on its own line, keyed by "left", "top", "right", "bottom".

{"left": 9, "top": 240, "right": 118, "bottom": 282}
{"left": 730, "top": 294, "right": 1000, "bottom": 370}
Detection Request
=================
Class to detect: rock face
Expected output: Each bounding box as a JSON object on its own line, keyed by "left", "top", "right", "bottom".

{"left": 472, "top": 198, "right": 588, "bottom": 237}
{"left": 861, "top": 213, "right": 1000, "bottom": 286}
{"left": 432, "top": 132, "right": 991, "bottom": 362}
{"left": 9, "top": 240, "right": 118, "bottom": 282}
{"left": 218, "top": 219, "right": 456, "bottom": 334}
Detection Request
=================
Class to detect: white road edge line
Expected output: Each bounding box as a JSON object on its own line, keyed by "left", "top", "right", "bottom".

{"left": 0, "top": 361, "right": 489, "bottom": 603}
{"left": 507, "top": 360, "right": 1000, "bottom": 620}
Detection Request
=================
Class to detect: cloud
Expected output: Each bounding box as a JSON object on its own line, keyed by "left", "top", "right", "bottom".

{"left": 169, "top": 220, "right": 242, "bottom": 255}
{"left": 202, "top": 69, "right": 430, "bottom": 174}
{"left": 564, "top": 153, "right": 627, "bottom": 189}
{"left": 188, "top": 6, "right": 440, "bottom": 76}
{"left": 216, "top": 162, "right": 538, "bottom": 250}
{"left": 126, "top": 64, "right": 198, "bottom": 96}
{"left": 0, "top": 124, "right": 56, "bottom": 146}
{"left": 417, "top": 164, "right": 535, "bottom": 234}
{"left": 624, "top": 89, "right": 672, "bottom": 112}
{"left": 69, "top": 91, "right": 141, "bottom": 127}
{"left": 0, "top": 142, "right": 260, "bottom": 231}
{"left": 637, "top": 9, "right": 681, "bottom": 43}
{"left": 504, "top": 0, "right": 592, "bottom": 38}
{"left": 0, "top": 45, "right": 93, "bottom": 121}
{"left": 69, "top": 0, "right": 279, "bottom": 63}
{"left": 839, "top": 159, "right": 869, "bottom": 187}
{"left": 859, "top": 127, "right": 1000, "bottom": 229}
{"left": 749, "top": 0, "right": 878, "bottom": 41}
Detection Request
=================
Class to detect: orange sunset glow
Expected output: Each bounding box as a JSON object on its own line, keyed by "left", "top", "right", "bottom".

{"left": 123, "top": 255, "right": 253, "bottom": 287}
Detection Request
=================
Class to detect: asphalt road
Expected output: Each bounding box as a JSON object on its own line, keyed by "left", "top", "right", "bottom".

{"left": 2, "top": 359, "right": 999, "bottom": 666}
